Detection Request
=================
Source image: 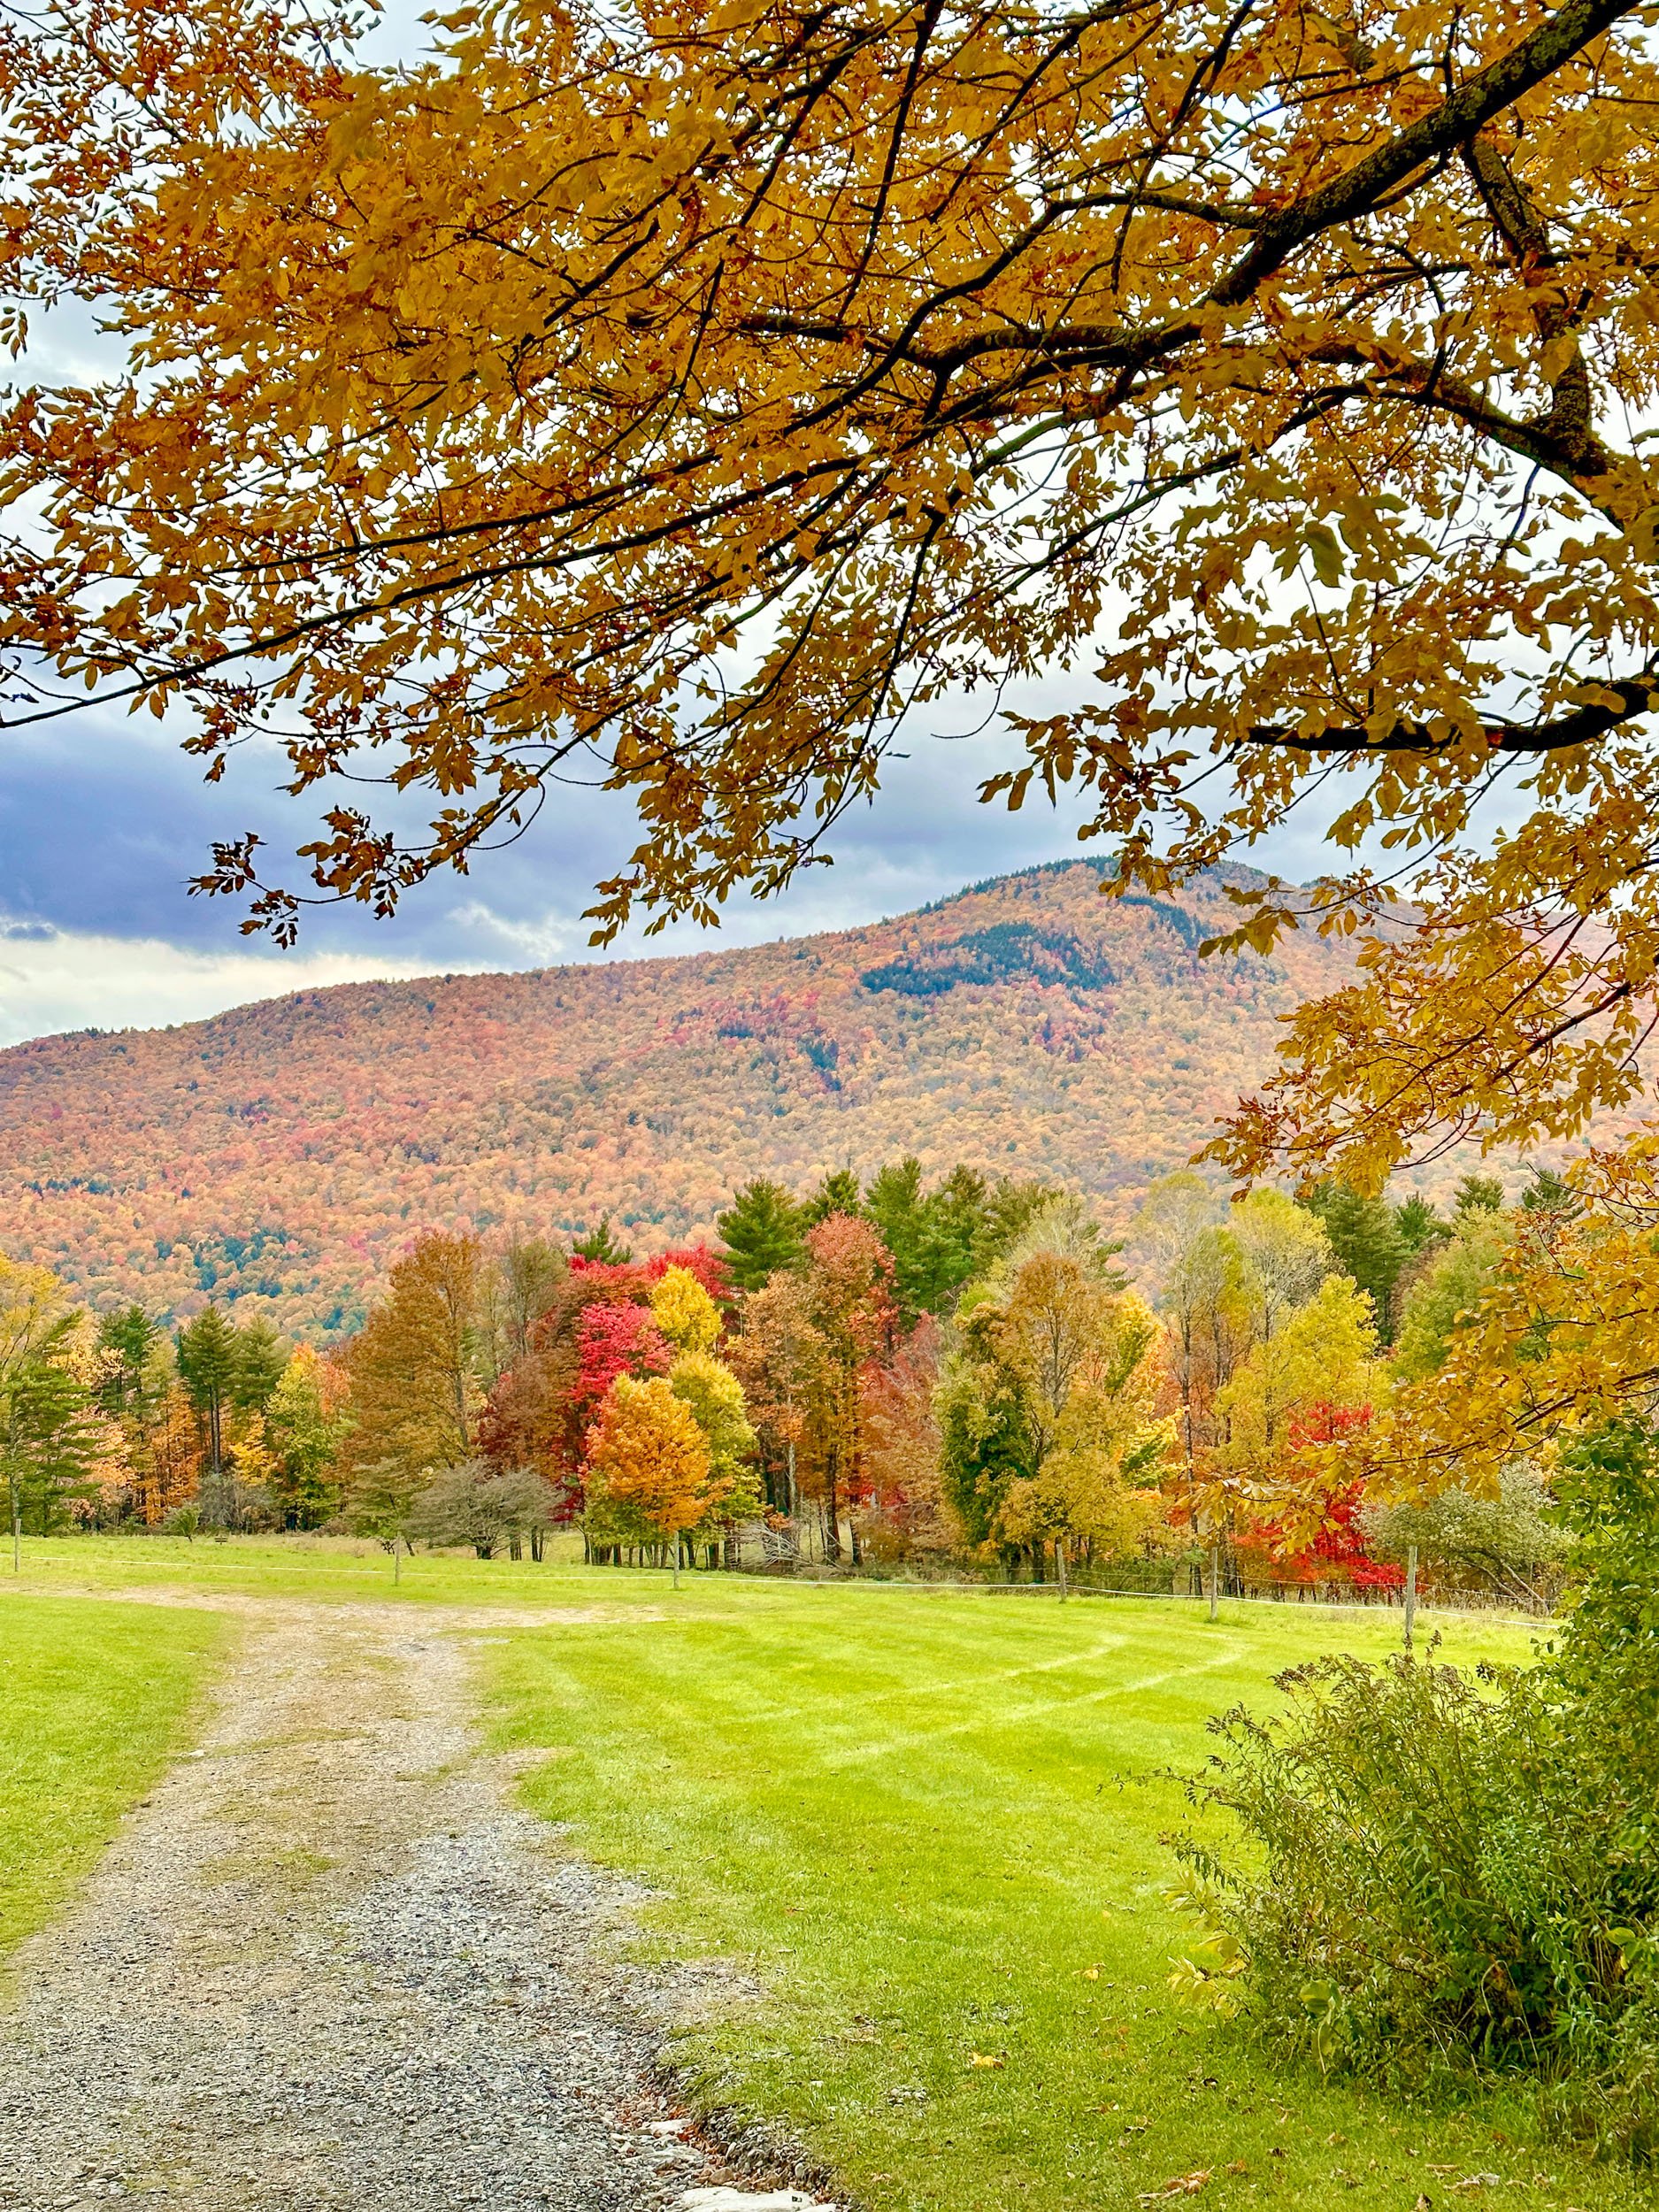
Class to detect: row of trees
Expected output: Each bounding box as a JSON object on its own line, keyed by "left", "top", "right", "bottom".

{"left": 3, "top": 1152, "right": 1572, "bottom": 1601}
{"left": 0, "top": 1256, "right": 346, "bottom": 1547}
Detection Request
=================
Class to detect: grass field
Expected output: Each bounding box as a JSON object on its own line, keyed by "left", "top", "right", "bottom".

{"left": 1, "top": 1528, "right": 592, "bottom": 1604}
{"left": 483, "top": 1576, "right": 1649, "bottom": 2212}
{"left": 4, "top": 1538, "right": 1650, "bottom": 2212}
{"left": 0, "top": 1590, "right": 228, "bottom": 1958}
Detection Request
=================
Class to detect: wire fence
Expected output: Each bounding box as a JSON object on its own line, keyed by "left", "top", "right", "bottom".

{"left": 733, "top": 1563, "right": 1555, "bottom": 1619}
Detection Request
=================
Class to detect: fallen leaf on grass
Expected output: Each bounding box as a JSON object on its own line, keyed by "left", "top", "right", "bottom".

{"left": 967, "top": 2052, "right": 1004, "bottom": 2070}
{"left": 1138, "top": 2170, "right": 1212, "bottom": 2201}
{"left": 1455, "top": 2179, "right": 1502, "bottom": 2193}
{"left": 1225, "top": 2162, "right": 1248, "bottom": 2176}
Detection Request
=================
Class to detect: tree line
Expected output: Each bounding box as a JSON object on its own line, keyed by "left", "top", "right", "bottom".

{"left": 1, "top": 1156, "right": 1573, "bottom": 1601}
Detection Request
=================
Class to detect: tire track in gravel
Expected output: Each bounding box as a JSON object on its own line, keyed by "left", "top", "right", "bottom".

{"left": 0, "top": 1597, "right": 799, "bottom": 2212}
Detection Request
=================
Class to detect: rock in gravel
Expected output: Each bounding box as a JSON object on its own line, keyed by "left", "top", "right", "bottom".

{"left": 0, "top": 1597, "right": 803, "bottom": 2212}
{"left": 680, "top": 2193, "right": 838, "bottom": 2212}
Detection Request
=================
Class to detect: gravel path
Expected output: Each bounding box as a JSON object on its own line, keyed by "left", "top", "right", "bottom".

{"left": 0, "top": 1599, "right": 818, "bottom": 2212}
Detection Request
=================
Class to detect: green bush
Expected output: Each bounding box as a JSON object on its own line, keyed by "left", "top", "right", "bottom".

{"left": 1171, "top": 1420, "right": 1659, "bottom": 2158}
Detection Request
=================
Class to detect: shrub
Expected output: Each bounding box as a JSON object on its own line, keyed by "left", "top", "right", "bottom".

{"left": 1170, "top": 1419, "right": 1659, "bottom": 2159}
{"left": 403, "top": 1459, "right": 556, "bottom": 1559}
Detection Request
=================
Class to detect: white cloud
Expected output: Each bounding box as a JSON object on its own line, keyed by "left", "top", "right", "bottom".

{"left": 0, "top": 924, "right": 448, "bottom": 1048}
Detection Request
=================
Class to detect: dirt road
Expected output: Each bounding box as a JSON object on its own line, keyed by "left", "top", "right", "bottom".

{"left": 0, "top": 1598, "right": 803, "bottom": 2212}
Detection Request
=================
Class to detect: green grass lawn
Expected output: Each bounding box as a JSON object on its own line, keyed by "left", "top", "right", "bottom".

{"left": 482, "top": 1576, "right": 1651, "bottom": 2212}
{"left": 0, "top": 1591, "right": 227, "bottom": 1957}
{"left": 4, "top": 1528, "right": 595, "bottom": 1604}
{"left": 7, "top": 1540, "right": 1650, "bottom": 2211}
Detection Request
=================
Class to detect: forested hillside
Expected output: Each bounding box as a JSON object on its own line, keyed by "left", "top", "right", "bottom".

{"left": 0, "top": 862, "right": 1356, "bottom": 1333}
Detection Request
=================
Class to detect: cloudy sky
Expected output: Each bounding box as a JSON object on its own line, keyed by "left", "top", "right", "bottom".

{"left": 0, "top": 693, "right": 1352, "bottom": 1048}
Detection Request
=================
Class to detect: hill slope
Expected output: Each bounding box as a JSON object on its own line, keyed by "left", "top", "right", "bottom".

{"left": 0, "top": 862, "right": 1357, "bottom": 1332}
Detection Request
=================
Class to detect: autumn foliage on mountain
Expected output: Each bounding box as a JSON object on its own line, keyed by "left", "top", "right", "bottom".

{"left": 0, "top": 864, "right": 1363, "bottom": 1333}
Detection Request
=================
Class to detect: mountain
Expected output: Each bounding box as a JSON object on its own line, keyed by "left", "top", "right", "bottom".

{"left": 0, "top": 861, "right": 1359, "bottom": 1333}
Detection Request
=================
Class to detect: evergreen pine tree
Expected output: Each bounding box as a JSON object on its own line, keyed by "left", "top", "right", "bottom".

{"left": 1454, "top": 1172, "right": 1506, "bottom": 1216}
{"left": 1519, "top": 1165, "right": 1582, "bottom": 1218}
{"left": 572, "top": 1216, "right": 633, "bottom": 1263}
{"left": 864, "top": 1159, "right": 994, "bottom": 1321}
{"left": 177, "top": 1306, "right": 240, "bottom": 1520}
{"left": 864, "top": 1158, "right": 928, "bottom": 1317}
{"left": 232, "top": 1316, "right": 288, "bottom": 1412}
{"left": 803, "top": 1168, "right": 864, "bottom": 1225}
{"left": 716, "top": 1179, "right": 808, "bottom": 1292}
{"left": 95, "top": 1304, "right": 160, "bottom": 1417}
{"left": 1301, "top": 1182, "right": 1408, "bottom": 1345}
{"left": 1394, "top": 1194, "right": 1449, "bottom": 1256}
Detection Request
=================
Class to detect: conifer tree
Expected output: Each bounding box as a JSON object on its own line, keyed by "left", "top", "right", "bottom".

{"left": 716, "top": 1179, "right": 807, "bottom": 1293}
{"left": 572, "top": 1217, "right": 633, "bottom": 1264}
{"left": 803, "top": 1170, "right": 864, "bottom": 1226}
{"left": 231, "top": 1317, "right": 288, "bottom": 1413}
{"left": 1454, "top": 1172, "right": 1506, "bottom": 1217}
{"left": 864, "top": 1158, "right": 984, "bottom": 1322}
{"left": 1394, "top": 1195, "right": 1449, "bottom": 1257}
{"left": 1301, "top": 1183, "right": 1408, "bottom": 1343}
{"left": 1519, "top": 1165, "right": 1582, "bottom": 1218}
{"left": 94, "top": 1305, "right": 160, "bottom": 1418}
{"left": 176, "top": 1306, "right": 240, "bottom": 1523}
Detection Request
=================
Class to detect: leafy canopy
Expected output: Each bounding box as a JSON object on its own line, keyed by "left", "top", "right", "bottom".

{"left": 9, "top": 0, "right": 1659, "bottom": 1201}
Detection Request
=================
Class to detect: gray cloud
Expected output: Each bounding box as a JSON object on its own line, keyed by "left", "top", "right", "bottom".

{"left": 0, "top": 704, "right": 1110, "bottom": 974}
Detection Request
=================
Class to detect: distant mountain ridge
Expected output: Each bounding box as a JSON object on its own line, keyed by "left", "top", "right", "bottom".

{"left": 0, "top": 860, "right": 1359, "bottom": 1333}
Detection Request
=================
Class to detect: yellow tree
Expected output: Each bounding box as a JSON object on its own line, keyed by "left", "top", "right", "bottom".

{"left": 133, "top": 1381, "right": 205, "bottom": 1528}
{"left": 584, "top": 1375, "right": 726, "bottom": 1582}
{"left": 994, "top": 1286, "right": 1178, "bottom": 1594}
{"left": 1347, "top": 1141, "right": 1659, "bottom": 1502}
{"left": 649, "top": 1267, "right": 723, "bottom": 1358}
{"left": 1177, "top": 1270, "right": 1380, "bottom": 1601}
{"left": 1212, "top": 1276, "right": 1382, "bottom": 1483}
{"left": 668, "top": 1348, "right": 762, "bottom": 1557}
{"left": 945, "top": 1248, "right": 1174, "bottom": 1585}
{"left": 339, "top": 1232, "right": 483, "bottom": 1495}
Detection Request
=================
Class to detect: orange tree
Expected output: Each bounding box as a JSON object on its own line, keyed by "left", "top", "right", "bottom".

{"left": 9, "top": 0, "right": 1659, "bottom": 1244}
{"left": 583, "top": 1373, "right": 726, "bottom": 1574}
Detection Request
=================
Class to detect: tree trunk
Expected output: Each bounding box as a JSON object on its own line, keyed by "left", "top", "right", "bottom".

{"left": 1056, "top": 1538, "right": 1069, "bottom": 1603}
{"left": 1403, "top": 1544, "right": 1418, "bottom": 1652}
